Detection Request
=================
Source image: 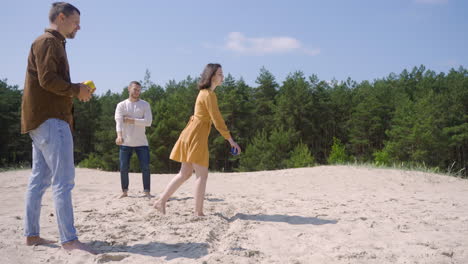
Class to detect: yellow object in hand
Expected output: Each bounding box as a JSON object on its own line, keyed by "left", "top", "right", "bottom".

{"left": 83, "top": 80, "right": 96, "bottom": 93}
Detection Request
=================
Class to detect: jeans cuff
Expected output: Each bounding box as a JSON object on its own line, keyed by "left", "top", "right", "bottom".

{"left": 61, "top": 236, "right": 78, "bottom": 245}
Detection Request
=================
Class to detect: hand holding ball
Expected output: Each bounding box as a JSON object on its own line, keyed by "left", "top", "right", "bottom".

{"left": 83, "top": 80, "right": 96, "bottom": 93}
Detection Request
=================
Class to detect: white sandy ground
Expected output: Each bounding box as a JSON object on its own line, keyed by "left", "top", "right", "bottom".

{"left": 0, "top": 166, "right": 467, "bottom": 264}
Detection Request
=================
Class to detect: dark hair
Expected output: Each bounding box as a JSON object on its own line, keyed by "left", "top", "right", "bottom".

{"left": 129, "top": 81, "right": 141, "bottom": 87}
{"left": 49, "top": 2, "right": 80, "bottom": 23}
{"left": 198, "top": 63, "right": 222, "bottom": 90}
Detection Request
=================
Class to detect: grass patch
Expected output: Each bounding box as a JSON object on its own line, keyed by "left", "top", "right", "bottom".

{"left": 334, "top": 160, "right": 467, "bottom": 179}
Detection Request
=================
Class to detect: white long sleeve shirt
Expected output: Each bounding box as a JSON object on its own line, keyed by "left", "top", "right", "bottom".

{"left": 115, "top": 99, "right": 152, "bottom": 147}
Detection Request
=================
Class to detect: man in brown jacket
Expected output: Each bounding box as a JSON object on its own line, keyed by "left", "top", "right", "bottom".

{"left": 21, "top": 2, "right": 94, "bottom": 254}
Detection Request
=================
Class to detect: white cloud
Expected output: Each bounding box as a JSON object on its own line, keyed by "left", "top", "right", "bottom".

{"left": 224, "top": 32, "right": 319, "bottom": 56}
{"left": 414, "top": 0, "right": 448, "bottom": 4}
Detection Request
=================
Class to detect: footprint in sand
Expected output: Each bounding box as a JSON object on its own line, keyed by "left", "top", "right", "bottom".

{"left": 96, "top": 254, "right": 130, "bottom": 263}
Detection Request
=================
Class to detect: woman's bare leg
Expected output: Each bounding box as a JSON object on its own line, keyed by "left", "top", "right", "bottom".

{"left": 193, "top": 163, "right": 209, "bottom": 216}
{"left": 153, "top": 162, "right": 193, "bottom": 214}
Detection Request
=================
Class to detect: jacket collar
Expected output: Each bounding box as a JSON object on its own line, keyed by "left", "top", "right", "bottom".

{"left": 45, "top": 28, "right": 66, "bottom": 45}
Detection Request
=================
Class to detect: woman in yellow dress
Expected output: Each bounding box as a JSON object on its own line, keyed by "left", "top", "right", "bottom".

{"left": 153, "top": 63, "right": 241, "bottom": 216}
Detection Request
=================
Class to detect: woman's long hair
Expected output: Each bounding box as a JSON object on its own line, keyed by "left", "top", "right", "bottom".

{"left": 198, "top": 63, "right": 222, "bottom": 90}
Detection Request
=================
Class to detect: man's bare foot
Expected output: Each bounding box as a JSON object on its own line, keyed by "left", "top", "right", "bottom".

{"left": 62, "top": 239, "right": 97, "bottom": 255}
{"left": 153, "top": 200, "right": 166, "bottom": 214}
{"left": 26, "top": 236, "right": 56, "bottom": 246}
{"left": 119, "top": 191, "right": 128, "bottom": 198}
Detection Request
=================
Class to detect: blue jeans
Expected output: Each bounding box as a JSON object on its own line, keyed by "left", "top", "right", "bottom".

{"left": 24, "top": 118, "right": 77, "bottom": 244}
{"left": 119, "top": 146, "right": 151, "bottom": 192}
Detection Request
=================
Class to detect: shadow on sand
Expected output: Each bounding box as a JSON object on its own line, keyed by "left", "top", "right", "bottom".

{"left": 215, "top": 213, "right": 338, "bottom": 225}
{"left": 91, "top": 241, "right": 208, "bottom": 260}
{"left": 169, "top": 196, "right": 224, "bottom": 202}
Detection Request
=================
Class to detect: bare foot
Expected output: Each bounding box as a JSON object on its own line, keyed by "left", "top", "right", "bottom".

{"left": 119, "top": 191, "right": 128, "bottom": 198}
{"left": 143, "top": 191, "right": 151, "bottom": 198}
{"left": 26, "top": 236, "right": 56, "bottom": 246}
{"left": 194, "top": 212, "right": 206, "bottom": 217}
{"left": 62, "top": 240, "right": 97, "bottom": 255}
{"left": 153, "top": 200, "right": 166, "bottom": 214}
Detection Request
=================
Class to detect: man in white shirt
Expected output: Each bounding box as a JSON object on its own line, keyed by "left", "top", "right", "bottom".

{"left": 115, "top": 81, "right": 152, "bottom": 198}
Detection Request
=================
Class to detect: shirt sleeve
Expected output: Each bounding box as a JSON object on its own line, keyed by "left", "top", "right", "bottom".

{"left": 115, "top": 102, "right": 124, "bottom": 132}
{"left": 134, "top": 102, "right": 152, "bottom": 127}
{"left": 205, "top": 92, "right": 231, "bottom": 140}
{"left": 34, "top": 38, "right": 80, "bottom": 97}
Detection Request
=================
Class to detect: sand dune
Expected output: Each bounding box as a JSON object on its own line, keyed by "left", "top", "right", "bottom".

{"left": 1, "top": 166, "right": 467, "bottom": 263}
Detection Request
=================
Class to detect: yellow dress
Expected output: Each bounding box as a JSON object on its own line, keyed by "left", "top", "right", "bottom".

{"left": 170, "top": 89, "right": 231, "bottom": 167}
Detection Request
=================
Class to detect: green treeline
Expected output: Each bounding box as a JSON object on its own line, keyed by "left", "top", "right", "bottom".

{"left": 1, "top": 65, "right": 467, "bottom": 176}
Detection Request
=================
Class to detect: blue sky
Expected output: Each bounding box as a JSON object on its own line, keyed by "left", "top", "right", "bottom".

{"left": 1, "top": 0, "right": 467, "bottom": 94}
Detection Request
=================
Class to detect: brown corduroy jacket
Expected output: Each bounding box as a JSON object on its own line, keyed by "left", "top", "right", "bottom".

{"left": 21, "top": 29, "right": 81, "bottom": 134}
